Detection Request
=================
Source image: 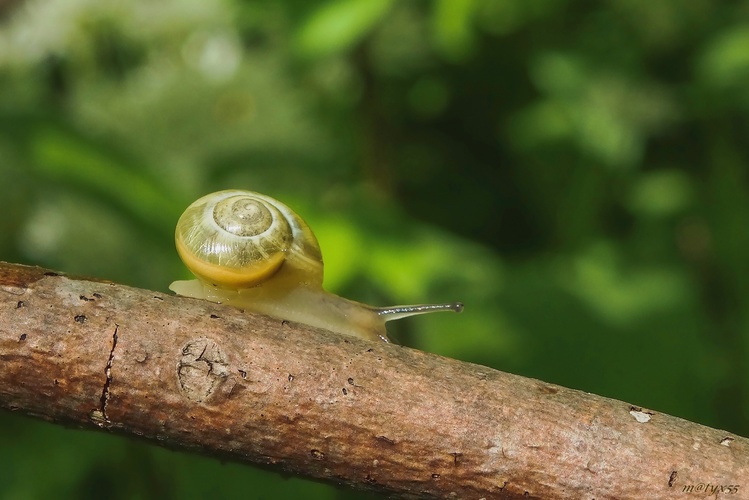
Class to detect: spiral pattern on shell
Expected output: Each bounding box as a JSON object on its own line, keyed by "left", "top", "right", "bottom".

{"left": 175, "top": 190, "right": 322, "bottom": 288}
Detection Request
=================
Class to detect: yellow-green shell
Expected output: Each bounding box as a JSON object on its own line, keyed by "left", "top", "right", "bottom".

{"left": 175, "top": 190, "right": 323, "bottom": 289}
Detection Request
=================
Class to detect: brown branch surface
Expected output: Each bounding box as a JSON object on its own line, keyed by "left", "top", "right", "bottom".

{"left": 0, "top": 261, "right": 746, "bottom": 499}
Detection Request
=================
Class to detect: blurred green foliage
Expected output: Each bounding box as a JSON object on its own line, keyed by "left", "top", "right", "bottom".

{"left": 1, "top": 0, "right": 748, "bottom": 498}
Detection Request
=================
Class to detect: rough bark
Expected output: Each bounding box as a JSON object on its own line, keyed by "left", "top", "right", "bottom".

{"left": 0, "top": 261, "right": 746, "bottom": 499}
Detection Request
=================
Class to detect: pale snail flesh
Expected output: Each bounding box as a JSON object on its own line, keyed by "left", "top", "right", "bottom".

{"left": 169, "top": 189, "right": 463, "bottom": 342}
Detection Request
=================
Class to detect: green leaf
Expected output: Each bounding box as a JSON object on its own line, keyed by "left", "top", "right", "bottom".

{"left": 295, "top": 0, "right": 394, "bottom": 59}
{"left": 697, "top": 24, "right": 749, "bottom": 87}
{"left": 31, "top": 128, "right": 180, "bottom": 235}
{"left": 431, "top": 0, "right": 479, "bottom": 61}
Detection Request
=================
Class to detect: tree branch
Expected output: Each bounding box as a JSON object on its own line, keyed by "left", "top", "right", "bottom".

{"left": 0, "top": 261, "right": 746, "bottom": 498}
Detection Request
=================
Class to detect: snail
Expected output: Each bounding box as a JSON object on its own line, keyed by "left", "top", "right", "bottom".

{"left": 169, "top": 190, "right": 463, "bottom": 342}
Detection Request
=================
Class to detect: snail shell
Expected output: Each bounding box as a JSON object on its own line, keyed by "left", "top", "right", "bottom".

{"left": 170, "top": 190, "right": 462, "bottom": 342}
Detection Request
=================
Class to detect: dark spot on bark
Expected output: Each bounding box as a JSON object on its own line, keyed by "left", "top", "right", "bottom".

{"left": 431, "top": 474, "right": 440, "bottom": 479}
{"left": 74, "top": 314, "right": 87, "bottom": 323}
{"left": 43, "top": 271, "right": 60, "bottom": 276}
{"left": 16, "top": 301, "right": 25, "bottom": 308}
{"left": 93, "top": 293, "right": 102, "bottom": 298}
{"left": 342, "top": 388, "right": 348, "bottom": 395}
{"left": 281, "top": 319, "right": 289, "bottom": 326}
{"left": 153, "top": 295, "right": 163, "bottom": 301}
{"left": 54, "top": 379, "right": 59, "bottom": 385}
{"left": 366, "top": 348, "right": 373, "bottom": 352}
{"left": 79, "top": 295, "right": 94, "bottom": 302}
{"left": 18, "top": 333, "right": 27, "bottom": 341}
{"left": 364, "top": 474, "right": 376, "bottom": 484}
{"left": 210, "top": 314, "right": 219, "bottom": 319}
{"left": 310, "top": 449, "right": 325, "bottom": 460}
{"left": 347, "top": 377, "right": 354, "bottom": 385}
{"left": 668, "top": 471, "right": 678, "bottom": 487}
{"left": 450, "top": 452, "right": 462, "bottom": 465}
{"left": 288, "top": 374, "right": 294, "bottom": 382}
{"left": 524, "top": 492, "right": 530, "bottom": 497}
{"left": 376, "top": 435, "right": 395, "bottom": 445}
{"left": 238, "top": 369, "right": 247, "bottom": 379}
{"left": 629, "top": 405, "right": 654, "bottom": 415}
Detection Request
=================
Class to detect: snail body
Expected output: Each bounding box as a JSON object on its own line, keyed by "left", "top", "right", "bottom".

{"left": 170, "top": 190, "right": 462, "bottom": 342}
